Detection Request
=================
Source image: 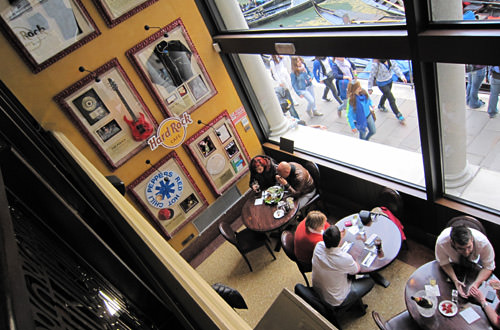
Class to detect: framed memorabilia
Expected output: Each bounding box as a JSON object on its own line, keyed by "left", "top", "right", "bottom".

{"left": 126, "top": 18, "right": 216, "bottom": 118}
{"left": 54, "top": 58, "right": 157, "bottom": 169}
{"left": 92, "top": 0, "right": 158, "bottom": 28}
{"left": 127, "top": 151, "right": 208, "bottom": 239}
{"left": 0, "top": 0, "right": 100, "bottom": 73}
{"left": 184, "top": 111, "right": 250, "bottom": 195}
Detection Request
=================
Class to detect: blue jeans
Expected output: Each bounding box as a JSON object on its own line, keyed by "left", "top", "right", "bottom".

{"left": 466, "top": 67, "right": 486, "bottom": 108}
{"left": 300, "top": 85, "right": 316, "bottom": 112}
{"left": 488, "top": 76, "right": 500, "bottom": 117}
{"left": 358, "top": 113, "right": 376, "bottom": 141}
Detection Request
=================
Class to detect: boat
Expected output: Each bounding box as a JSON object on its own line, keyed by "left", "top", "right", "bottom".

{"left": 361, "top": 0, "right": 405, "bottom": 17}
{"left": 311, "top": 0, "right": 405, "bottom": 25}
{"left": 246, "top": 0, "right": 326, "bottom": 27}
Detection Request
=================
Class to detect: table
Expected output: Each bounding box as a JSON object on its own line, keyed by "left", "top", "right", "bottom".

{"left": 241, "top": 193, "right": 298, "bottom": 233}
{"left": 405, "top": 260, "right": 498, "bottom": 330}
{"left": 335, "top": 213, "right": 402, "bottom": 287}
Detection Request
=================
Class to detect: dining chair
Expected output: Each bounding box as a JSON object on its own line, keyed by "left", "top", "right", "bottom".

{"left": 298, "top": 160, "right": 322, "bottom": 216}
{"left": 280, "top": 230, "right": 312, "bottom": 287}
{"left": 294, "top": 283, "right": 366, "bottom": 330}
{"left": 218, "top": 222, "right": 276, "bottom": 272}
{"left": 211, "top": 283, "right": 248, "bottom": 309}
{"left": 375, "top": 187, "right": 404, "bottom": 220}
{"left": 372, "top": 310, "right": 422, "bottom": 330}
{"left": 446, "top": 215, "right": 486, "bottom": 234}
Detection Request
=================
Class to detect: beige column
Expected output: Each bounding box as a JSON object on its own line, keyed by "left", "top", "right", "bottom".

{"left": 213, "top": 0, "right": 289, "bottom": 137}
{"left": 433, "top": 0, "right": 473, "bottom": 188}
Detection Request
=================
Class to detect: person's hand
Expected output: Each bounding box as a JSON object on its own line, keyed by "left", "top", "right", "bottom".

{"left": 368, "top": 89, "right": 373, "bottom": 95}
{"left": 299, "top": 95, "right": 304, "bottom": 98}
{"left": 402, "top": 77, "right": 408, "bottom": 84}
{"left": 351, "top": 128, "right": 357, "bottom": 133}
{"left": 454, "top": 279, "right": 468, "bottom": 298}
{"left": 275, "top": 175, "right": 287, "bottom": 186}
{"left": 469, "top": 286, "right": 485, "bottom": 303}
{"left": 340, "top": 228, "right": 346, "bottom": 240}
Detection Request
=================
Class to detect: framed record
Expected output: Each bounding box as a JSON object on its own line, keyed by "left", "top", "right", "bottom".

{"left": 54, "top": 58, "right": 157, "bottom": 169}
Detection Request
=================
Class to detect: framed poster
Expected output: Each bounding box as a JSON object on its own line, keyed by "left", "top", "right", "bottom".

{"left": 126, "top": 18, "right": 216, "bottom": 118}
{"left": 92, "top": 0, "right": 158, "bottom": 28}
{"left": 127, "top": 151, "right": 208, "bottom": 239}
{"left": 184, "top": 111, "right": 250, "bottom": 195}
{"left": 0, "top": 0, "right": 100, "bottom": 73}
{"left": 54, "top": 58, "right": 157, "bottom": 169}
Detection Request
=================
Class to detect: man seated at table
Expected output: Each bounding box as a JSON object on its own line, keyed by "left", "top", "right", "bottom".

{"left": 275, "top": 161, "right": 315, "bottom": 209}
{"left": 294, "top": 210, "right": 330, "bottom": 264}
{"left": 312, "top": 226, "right": 375, "bottom": 310}
{"left": 435, "top": 225, "right": 495, "bottom": 298}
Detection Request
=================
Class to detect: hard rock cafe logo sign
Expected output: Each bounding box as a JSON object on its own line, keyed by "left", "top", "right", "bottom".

{"left": 146, "top": 170, "right": 183, "bottom": 209}
{"left": 148, "top": 112, "right": 192, "bottom": 150}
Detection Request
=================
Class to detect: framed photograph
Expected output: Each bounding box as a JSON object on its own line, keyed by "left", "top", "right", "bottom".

{"left": 54, "top": 58, "right": 157, "bottom": 169}
{"left": 127, "top": 151, "right": 208, "bottom": 239}
{"left": 0, "top": 0, "right": 100, "bottom": 73}
{"left": 92, "top": 0, "right": 158, "bottom": 28}
{"left": 126, "top": 18, "right": 216, "bottom": 118}
{"left": 184, "top": 111, "right": 250, "bottom": 195}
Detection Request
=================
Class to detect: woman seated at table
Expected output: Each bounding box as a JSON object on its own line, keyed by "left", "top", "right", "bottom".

{"left": 249, "top": 155, "right": 277, "bottom": 193}
{"left": 294, "top": 210, "right": 330, "bottom": 264}
{"left": 470, "top": 280, "right": 500, "bottom": 328}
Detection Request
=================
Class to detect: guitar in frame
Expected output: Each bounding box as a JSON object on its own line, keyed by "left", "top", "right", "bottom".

{"left": 108, "top": 78, "right": 154, "bottom": 141}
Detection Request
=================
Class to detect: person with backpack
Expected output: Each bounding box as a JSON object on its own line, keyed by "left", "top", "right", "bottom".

{"left": 312, "top": 56, "right": 342, "bottom": 105}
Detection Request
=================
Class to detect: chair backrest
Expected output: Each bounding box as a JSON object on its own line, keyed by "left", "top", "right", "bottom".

{"left": 294, "top": 284, "right": 328, "bottom": 317}
{"left": 446, "top": 215, "right": 486, "bottom": 235}
{"left": 218, "top": 222, "right": 238, "bottom": 246}
{"left": 372, "top": 311, "right": 388, "bottom": 330}
{"left": 302, "top": 161, "right": 321, "bottom": 191}
{"left": 212, "top": 283, "right": 248, "bottom": 309}
{"left": 376, "top": 187, "right": 403, "bottom": 219}
{"left": 281, "top": 230, "right": 297, "bottom": 262}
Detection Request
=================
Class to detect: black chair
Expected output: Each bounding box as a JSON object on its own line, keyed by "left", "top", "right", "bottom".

{"left": 298, "top": 160, "right": 322, "bottom": 216}
{"left": 212, "top": 283, "right": 248, "bottom": 309}
{"left": 446, "top": 215, "right": 486, "bottom": 234}
{"left": 372, "top": 310, "right": 422, "bottom": 330}
{"left": 218, "top": 222, "right": 276, "bottom": 272}
{"left": 281, "top": 230, "right": 312, "bottom": 287}
{"left": 294, "top": 283, "right": 367, "bottom": 330}
{"left": 375, "top": 187, "right": 404, "bottom": 220}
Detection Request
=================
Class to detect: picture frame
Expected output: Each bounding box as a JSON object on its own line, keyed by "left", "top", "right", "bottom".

{"left": 126, "top": 18, "right": 216, "bottom": 118}
{"left": 54, "top": 58, "right": 157, "bottom": 169}
{"left": 127, "top": 151, "right": 208, "bottom": 239}
{"left": 0, "top": 0, "right": 100, "bottom": 73}
{"left": 91, "top": 0, "right": 158, "bottom": 28}
{"left": 184, "top": 111, "right": 250, "bottom": 195}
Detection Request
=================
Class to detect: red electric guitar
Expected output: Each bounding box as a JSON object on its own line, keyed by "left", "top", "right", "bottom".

{"left": 108, "top": 78, "right": 154, "bottom": 141}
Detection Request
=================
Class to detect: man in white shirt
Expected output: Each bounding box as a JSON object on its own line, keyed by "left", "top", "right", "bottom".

{"left": 312, "top": 226, "right": 374, "bottom": 309}
{"left": 435, "top": 225, "right": 495, "bottom": 298}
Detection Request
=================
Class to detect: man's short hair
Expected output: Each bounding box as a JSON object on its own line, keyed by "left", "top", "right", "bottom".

{"left": 323, "top": 226, "right": 341, "bottom": 249}
{"left": 451, "top": 225, "right": 472, "bottom": 246}
{"left": 305, "top": 211, "right": 326, "bottom": 231}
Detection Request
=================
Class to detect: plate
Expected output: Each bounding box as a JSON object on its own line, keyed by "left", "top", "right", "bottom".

{"left": 439, "top": 300, "right": 458, "bottom": 317}
{"left": 273, "top": 209, "right": 285, "bottom": 219}
{"left": 264, "top": 185, "right": 284, "bottom": 204}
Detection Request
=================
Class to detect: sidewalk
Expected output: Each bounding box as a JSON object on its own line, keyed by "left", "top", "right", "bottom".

{"left": 281, "top": 80, "right": 500, "bottom": 210}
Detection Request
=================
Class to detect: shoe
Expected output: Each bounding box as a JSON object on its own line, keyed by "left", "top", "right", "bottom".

{"left": 397, "top": 113, "right": 406, "bottom": 124}
{"left": 313, "top": 111, "right": 323, "bottom": 116}
{"left": 306, "top": 110, "right": 313, "bottom": 118}
{"left": 378, "top": 105, "right": 388, "bottom": 112}
{"left": 471, "top": 100, "right": 486, "bottom": 109}
{"left": 337, "top": 109, "right": 342, "bottom": 118}
{"left": 490, "top": 113, "right": 498, "bottom": 119}
{"left": 322, "top": 97, "right": 332, "bottom": 102}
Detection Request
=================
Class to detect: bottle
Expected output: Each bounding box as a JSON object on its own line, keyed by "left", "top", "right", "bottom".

{"left": 411, "top": 296, "right": 433, "bottom": 308}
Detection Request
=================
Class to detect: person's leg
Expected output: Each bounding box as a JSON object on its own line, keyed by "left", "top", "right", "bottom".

{"left": 324, "top": 78, "right": 342, "bottom": 104}
{"left": 377, "top": 86, "right": 388, "bottom": 111}
{"left": 466, "top": 71, "right": 473, "bottom": 106}
{"left": 307, "top": 85, "right": 322, "bottom": 116}
{"left": 380, "top": 82, "right": 403, "bottom": 120}
{"left": 321, "top": 84, "right": 330, "bottom": 100}
{"left": 488, "top": 76, "right": 500, "bottom": 118}
{"left": 338, "top": 277, "right": 375, "bottom": 309}
{"left": 469, "top": 67, "right": 486, "bottom": 108}
{"left": 337, "top": 79, "right": 349, "bottom": 111}
{"left": 302, "top": 90, "right": 315, "bottom": 116}
{"left": 365, "top": 114, "right": 376, "bottom": 141}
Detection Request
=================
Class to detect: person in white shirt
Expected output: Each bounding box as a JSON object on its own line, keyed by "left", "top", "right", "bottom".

{"left": 435, "top": 225, "right": 495, "bottom": 298}
{"left": 312, "top": 226, "right": 374, "bottom": 309}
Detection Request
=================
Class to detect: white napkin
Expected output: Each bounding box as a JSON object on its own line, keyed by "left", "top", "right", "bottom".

{"left": 425, "top": 284, "right": 440, "bottom": 297}
{"left": 361, "top": 252, "right": 376, "bottom": 267}
{"left": 340, "top": 241, "right": 353, "bottom": 253}
{"left": 254, "top": 198, "right": 263, "bottom": 205}
{"left": 459, "top": 307, "right": 480, "bottom": 324}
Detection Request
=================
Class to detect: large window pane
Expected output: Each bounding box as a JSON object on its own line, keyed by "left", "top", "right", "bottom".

{"left": 229, "top": 0, "right": 406, "bottom": 30}
{"left": 244, "top": 53, "right": 423, "bottom": 186}
{"left": 437, "top": 62, "right": 500, "bottom": 211}
{"left": 430, "top": 0, "right": 500, "bottom": 22}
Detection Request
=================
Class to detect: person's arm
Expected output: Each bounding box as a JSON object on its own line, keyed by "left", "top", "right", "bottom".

{"left": 367, "top": 62, "right": 377, "bottom": 93}
{"left": 391, "top": 60, "right": 407, "bottom": 83}
{"left": 312, "top": 61, "right": 321, "bottom": 82}
{"left": 441, "top": 263, "right": 468, "bottom": 297}
{"left": 290, "top": 73, "right": 302, "bottom": 96}
{"left": 470, "top": 268, "right": 494, "bottom": 293}
{"left": 345, "top": 101, "right": 356, "bottom": 131}
{"left": 331, "top": 63, "right": 343, "bottom": 80}
{"left": 470, "top": 286, "right": 500, "bottom": 327}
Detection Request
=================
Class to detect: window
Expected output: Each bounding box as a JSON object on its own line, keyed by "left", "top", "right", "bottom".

{"left": 200, "top": 0, "right": 500, "bottom": 214}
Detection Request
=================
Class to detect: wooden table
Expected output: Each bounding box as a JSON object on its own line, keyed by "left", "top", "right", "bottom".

{"left": 241, "top": 194, "right": 298, "bottom": 233}
{"left": 405, "top": 260, "right": 498, "bottom": 329}
{"left": 336, "top": 213, "right": 402, "bottom": 274}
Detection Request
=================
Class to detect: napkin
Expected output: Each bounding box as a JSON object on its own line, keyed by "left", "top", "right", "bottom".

{"left": 361, "top": 252, "right": 376, "bottom": 267}
{"left": 459, "top": 307, "right": 480, "bottom": 324}
{"left": 425, "top": 284, "right": 440, "bottom": 297}
{"left": 340, "top": 241, "right": 353, "bottom": 253}
{"left": 348, "top": 225, "right": 360, "bottom": 235}
{"left": 254, "top": 198, "right": 263, "bottom": 205}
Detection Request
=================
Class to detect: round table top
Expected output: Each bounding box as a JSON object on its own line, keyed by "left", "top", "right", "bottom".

{"left": 335, "top": 213, "right": 402, "bottom": 273}
{"left": 405, "top": 260, "right": 498, "bottom": 330}
{"left": 241, "top": 194, "right": 298, "bottom": 232}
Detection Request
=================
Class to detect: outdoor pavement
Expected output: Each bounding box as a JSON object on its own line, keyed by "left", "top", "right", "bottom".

{"left": 282, "top": 79, "right": 500, "bottom": 210}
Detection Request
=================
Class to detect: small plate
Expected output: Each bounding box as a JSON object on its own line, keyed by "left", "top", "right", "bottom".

{"left": 273, "top": 209, "right": 285, "bottom": 219}
{"left": 439, "top": 300, "right": 458, "bottom": 317}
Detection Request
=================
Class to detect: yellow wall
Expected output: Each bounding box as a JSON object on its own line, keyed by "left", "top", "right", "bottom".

{"left": 0, "top": 0, "right": 262, "bottom": 245}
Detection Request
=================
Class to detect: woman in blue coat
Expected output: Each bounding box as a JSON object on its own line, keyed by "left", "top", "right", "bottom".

{"left": 346, "top": 80, "right": 376, "bottom": 141}
{"left": 291, "top": 56, "right": 323, "bottom": 118}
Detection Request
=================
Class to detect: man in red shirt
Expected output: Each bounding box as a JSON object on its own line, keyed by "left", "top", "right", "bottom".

{"left": 294, "top": 211, "right": 330, "bottom": 264}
